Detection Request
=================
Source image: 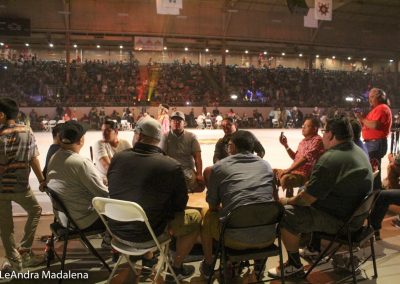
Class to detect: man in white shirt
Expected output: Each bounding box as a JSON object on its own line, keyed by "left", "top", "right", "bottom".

{"left": 93, "top": 120, "right": 131, "bottom": 178}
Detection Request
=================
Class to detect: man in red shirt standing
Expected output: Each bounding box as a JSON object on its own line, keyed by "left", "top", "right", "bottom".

{"left": 356, "top": 88, "right": 392, "bottom": 189}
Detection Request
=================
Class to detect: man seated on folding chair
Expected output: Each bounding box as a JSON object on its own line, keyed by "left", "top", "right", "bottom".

{"left": 213, "top": 117, "right": 265, "bottom": 163}
{"left": 267, "top": 117, "right": 373, "bottom": 279}
{"left": 93, "top": 120, "right": 131, "bottom": 182}
{"left": 107, "top": 117, "right": 201, "bottom": 281}
{"left": 201, "top": 130, "right": 276, "bottom": 279}
{"left": 273, "top": 117, "right": 324, "bottom": 198}
{"left": 47, "top": 121, "right": 109, "bottom": 240}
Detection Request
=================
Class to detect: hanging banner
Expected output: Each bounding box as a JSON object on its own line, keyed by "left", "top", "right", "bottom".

{"left": 156, "top": 0, "right": 181, "bottom": 15}
{"left": 315, "top": 0, "right": 332, "bottom": 21}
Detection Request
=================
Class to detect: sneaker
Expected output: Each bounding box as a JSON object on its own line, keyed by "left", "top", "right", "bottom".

{"left": 20, "top": 250, "right": 45, "bottom": 268}
{"left": 199, "top": 260, "right": 213, "bottom": 279}
{"left": 142, "top": 256, "right": 158, "bottom": 268}
{"left": 268, "top": 262, "right": 305, "bottom": 278}
{"left": 101, "top": 239, "right": 112, "bottom": 250}
{"left": 1, "top": 258, "right": 22, "bottom": 274}
{"left": 391, "top": 217, "right": 400, "bottom": 228}
{"left": 166, "top": 264, "right": 195, "bottom": 282}
{"left": 332, "top": 254, "right": 361, "bottom": 273}
{"left": 299, "top": 247, "right": 320, "bottom": 258}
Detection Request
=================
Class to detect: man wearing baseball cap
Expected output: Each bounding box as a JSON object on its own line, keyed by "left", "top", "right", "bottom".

{"left": 46, "top": 121, "right": 109, "bottom": 232}
{"left": 107, "top": 117, "right": 201, "bottom": 280}
{"left": 161, "top": 111, "right": 205, "bottom": 193}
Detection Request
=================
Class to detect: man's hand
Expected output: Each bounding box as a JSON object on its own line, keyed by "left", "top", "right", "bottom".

{"left": 279, "top": 134, "right": 288, "bottom": 148}
{"left": 196, "top": 174, "right": 204, "bottom": 184}
{"left": 39, "top": 181, "right": 47, "bottom": 192}
{"left": 278, "top": 169, "right": 291, "bottom": 179}
{"left": 279, "top": 197, "right": 289, "bottom": 206}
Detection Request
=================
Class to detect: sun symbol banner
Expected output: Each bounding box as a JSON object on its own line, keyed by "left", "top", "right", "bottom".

{"left": 315, "top": 0, "right": 332, "bottom": 21}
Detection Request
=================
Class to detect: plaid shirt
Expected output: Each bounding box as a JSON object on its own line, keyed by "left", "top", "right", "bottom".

{"left": 292, "top": 135, "right": 324, "bottom": 178}
{"left": 0, "top": 124, "right": 39, "bottom": 193}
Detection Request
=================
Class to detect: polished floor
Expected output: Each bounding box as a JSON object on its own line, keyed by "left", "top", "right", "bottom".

{"left": 1, "top": 128, "right": 399, "bottom": 283}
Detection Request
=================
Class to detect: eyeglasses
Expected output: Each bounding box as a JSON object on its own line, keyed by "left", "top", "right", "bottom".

{"left": 321, "top": 129, "right": 329, "bottom": 134}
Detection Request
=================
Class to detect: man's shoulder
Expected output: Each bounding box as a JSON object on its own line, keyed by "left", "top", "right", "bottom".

{"left": 0, "top": 124, "right": 31, "bottom": 136}
{"left": 303, "top": 134, "right": 322, "bottom": 143}
{"left": 117, "top": 139, "right": 131, "bottom": 149}
{"left": 183, "top": 130, "right": 198, "bottom": 140}
{"left": 94, "top": 139, "right": 106, "bottom": 147}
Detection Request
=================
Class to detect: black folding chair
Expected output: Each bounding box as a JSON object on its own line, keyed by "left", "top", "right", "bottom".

{"left": 208, "top": 201, "right": 285, "bottom": 284}
{"left": 45, "top": 187, "right": 111, "bottom": 283}
{"left": 304, "top": 191, "right": 380, "bottom": 283}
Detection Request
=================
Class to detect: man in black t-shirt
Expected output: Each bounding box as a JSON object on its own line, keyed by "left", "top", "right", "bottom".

{"left": 108, "top": 117, "right": 201, "bottom": 281}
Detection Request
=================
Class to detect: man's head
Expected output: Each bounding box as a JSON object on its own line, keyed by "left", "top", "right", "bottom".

{"left": 52, "top": 123, "right": 64, "bottom": 144}
{"left": 59, "top": 121, "right": 87, "bottom": 150}
{"left": 0, "top": 98, "right": 19, "bottom": 122}
{"left": 221, "top": 117, "right": 237, "bottom": 136}
{"left": 102, "top": 120, "right": 119, "bottom": 144}
{"left": 170, "top": 111, "right": 185, "bottom": 135}
{"left": 322, "top": 117, "right": 353, "bottom": 150}
{"left": 302, "top": 117, "right": 319, "bottom": 138}
{"left": 368, "top": 88, "right": 387, "bottom": 107}
{"left": 228, "top": 130, "right": 255, "bottom": 155}
{"left": 133, "top": 117, "right": 162, "bottom": 146}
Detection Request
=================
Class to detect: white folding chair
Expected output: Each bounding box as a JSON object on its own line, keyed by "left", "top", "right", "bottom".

{"left": 120, "top": 120, "right": 130, "bottom": 131}
{"left": 272, "top": 118, "right": 280, "bottom": 128}
{"left": 205, "top": 119, "right": 213, "bottom": 129}
{"left": 41, "top": 120, "right": 50, "bottom": 131}
{"left": 48, "top": 120, "right": 57, "bottom": 131}
{"left": 92, "top": 197, "right": 179, "bottom": 283}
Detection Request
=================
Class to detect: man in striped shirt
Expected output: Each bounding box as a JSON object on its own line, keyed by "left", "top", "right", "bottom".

{"left": 0, "top": 98, "right": 45, "bottom": 273}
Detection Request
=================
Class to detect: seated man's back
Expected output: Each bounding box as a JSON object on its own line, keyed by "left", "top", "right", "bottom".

{"left": 107, "top": 147, "right": 188, "bottom": 242}
{"left": 107, "top": 117, "right": 200, "bottom": 279}
{"left": 47, "top": 121, "right": 108, "bottom": 229}
{"left": 307, "top": 140, "right": 372, "bottom": 221}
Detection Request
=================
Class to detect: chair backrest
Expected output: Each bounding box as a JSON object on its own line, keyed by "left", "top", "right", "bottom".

{"left": 92, "top": 197, "right": 148, "bottom": 223}
{"left": 221, "top": 201, "right": 284, "bottom": 245}
{"left": 350, "top": 190, "right": 380, "bottom": 220}
{"left": 92, "top": 197, "right": 162, "bottom": 248}
{"left": 46, "top": 187, "right": 81, "bottom": 229}
{"left": 223, "top": 201, "right": 284, "bottom": 229}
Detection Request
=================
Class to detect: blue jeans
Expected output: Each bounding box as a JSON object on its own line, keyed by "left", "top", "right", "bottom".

{"left": 371, "top": 189, "right": 400, "bottom": 230}
{"left": 365, "top": 138, "right": 388, "bottom": 190}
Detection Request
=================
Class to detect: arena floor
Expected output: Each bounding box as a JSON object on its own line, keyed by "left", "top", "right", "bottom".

{"left": 3, "top": 128, "right": 400, "bottom": 284}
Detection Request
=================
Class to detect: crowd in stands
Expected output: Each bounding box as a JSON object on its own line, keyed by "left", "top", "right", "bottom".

{"left": 0, "top": 58, "right": 398, "bottom": 108}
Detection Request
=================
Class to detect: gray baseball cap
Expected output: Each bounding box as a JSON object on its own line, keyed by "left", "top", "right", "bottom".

{"left": 171, "top": 111, "right": 185, "bottom": 121}
{"left": 134, "top": 117, "right": 162, "bottom": 140}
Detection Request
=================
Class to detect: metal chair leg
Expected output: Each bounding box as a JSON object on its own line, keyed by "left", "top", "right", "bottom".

{"left": 79, "top": 233, "right": 111, "bottom": 272}
{"left": 370, "top": 236, "right": 378, "bottom": 278}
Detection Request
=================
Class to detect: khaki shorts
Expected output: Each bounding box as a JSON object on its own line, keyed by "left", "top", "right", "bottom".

{"left": 168, "top": 209, "right": 202, "bottom": 237}
{"left": 281, "top": 205, "right": 343, "bottom": 235}
{"left": 202, "top": 210, "right": 274, "bottom": 250}
{"left": 274, "top": 169, "right": 306, "bottom": 190}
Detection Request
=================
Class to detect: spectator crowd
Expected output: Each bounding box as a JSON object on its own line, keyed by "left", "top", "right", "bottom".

{"left": 0, "top": 58, "right": 398, "bottom": 108}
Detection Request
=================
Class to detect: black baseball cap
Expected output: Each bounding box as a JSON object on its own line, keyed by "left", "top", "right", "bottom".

{"left": 60, "top": 121, "right": 88, "bottom": 144}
